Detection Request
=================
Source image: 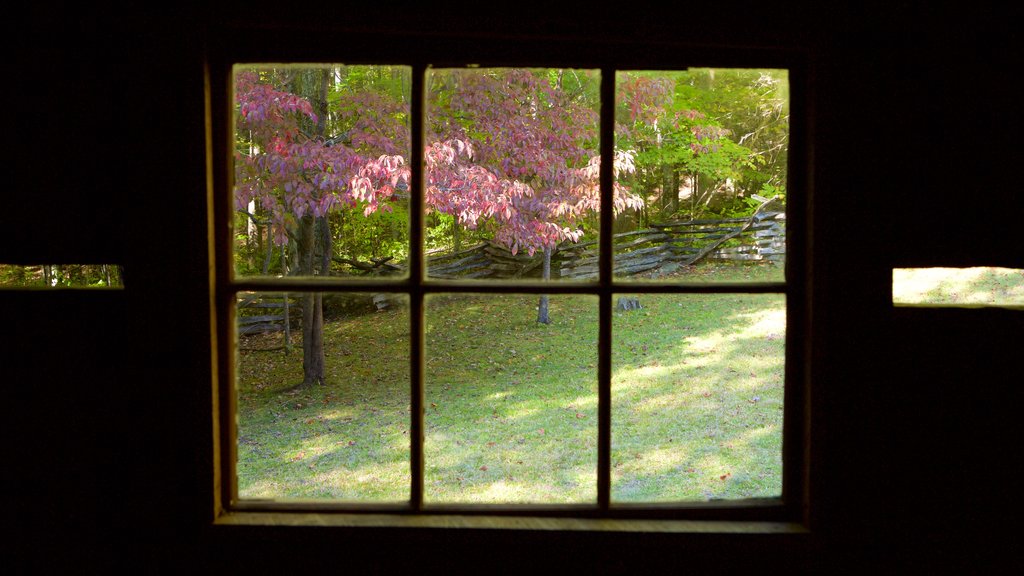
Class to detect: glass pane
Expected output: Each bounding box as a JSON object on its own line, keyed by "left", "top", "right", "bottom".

{"left": 424, "top": 68, "right": 602, "bottom": 283}
{"left": 893, "top": 267, "right": 1024, "bottom": 306}
{"left": 612, "top": 293, "right": 785, "bottom": 502}
{"left": 614, "top": 69, "right": 789, "bottom": 283}
{"left": 233, "top": 65, "right": 412, "bottom": 280}
{"left": 0, "top": 264, "right": 122, "bottom": 289}
{"left": 235, "top": 291, "right": 410, "bottom": 501}
{"left": 425, "top": 293, "right": 598, "bottom": 503}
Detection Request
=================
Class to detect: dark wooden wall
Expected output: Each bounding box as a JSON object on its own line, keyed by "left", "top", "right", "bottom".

{"left": 7, "top": 2, "right": 1021, "bottom": 573}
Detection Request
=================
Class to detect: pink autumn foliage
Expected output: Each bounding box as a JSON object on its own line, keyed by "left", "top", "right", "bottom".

{"left": 234, "top": 69, "right": 644, "bottom": 255}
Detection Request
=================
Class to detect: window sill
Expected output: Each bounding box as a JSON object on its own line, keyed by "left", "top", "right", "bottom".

{"left": 215, "top": 511, "right": 808, "bottom": 534}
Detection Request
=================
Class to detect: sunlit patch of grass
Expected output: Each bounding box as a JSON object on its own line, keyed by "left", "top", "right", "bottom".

{"left": 611, "top": 292, "right": 785, "bottom": 501}
{"left": 893, "top": 267, "right": 1024, "bottom": 305}
{"left": 236, "top": 265, "right": 787, "bottom": 503}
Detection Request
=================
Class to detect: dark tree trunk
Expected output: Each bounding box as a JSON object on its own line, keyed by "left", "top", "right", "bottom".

{"left": 319, "top": 216, "right": 332, "bottom": 276}
{"left": 537, "top": 246, "right": 552, "bottom": 324}
{"left": 668, "top": 168, "right": 680, "bottom": 215}
{"left": 282, "top": 243, "right": 291, "bottom": 354}
{"left": 296, "top": 68, "right": 332, "bottom": 387}
{"left": 298, "top": 214, "right": 324, "bottom": 385}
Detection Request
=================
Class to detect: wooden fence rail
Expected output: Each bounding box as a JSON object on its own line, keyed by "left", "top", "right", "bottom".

{"left": 238, "top": 208, "right": 785, "bottom": 334}
{"left": 422, "top": 210, "right": 786, "bottom": 280}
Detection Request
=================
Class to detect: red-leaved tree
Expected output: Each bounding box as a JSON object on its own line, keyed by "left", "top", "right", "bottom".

{"left": 235, "top": 67, "right": 644, "bottom": 385}
{"left": 426, "top": 69, "right": 643, "bottom": 322}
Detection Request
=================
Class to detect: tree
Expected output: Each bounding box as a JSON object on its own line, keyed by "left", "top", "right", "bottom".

{"left": 616, "top": 70, "right": 788, "bottom": 221}
{"left": 427, "top": 69, "right": 643, "bottom": 322}
{"left": 677, "top": 69, "right": 789, "bottom": 202}
{"left": 234, "top": 67, "right": 646, "bottom": 389}
{"left": 235, "top": 68, "right": 410, "bottom": 386}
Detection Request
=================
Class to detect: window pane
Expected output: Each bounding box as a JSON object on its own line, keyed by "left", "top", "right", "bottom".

{"left": 235, "top": 291, "right": 410, "bottom": 501}
{"left": 424, "top": 293, "right": 598, "bottom": 503}
{"left": 233, "top": 65, "right": 411, "bottom": 280}
{"left": 612, "top": 293, "right": 785, "bottom": 501}
{"left": 613, "top": 69, "right": 789, "bottom": 283}
{"left": 893, "top": 267, "right": 1024, "bottom": 306}
{"left": 424, "top": 68, "right": 603, "bottom": 283}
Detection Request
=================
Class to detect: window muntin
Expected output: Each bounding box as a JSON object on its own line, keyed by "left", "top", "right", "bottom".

{"left": 222, "top": 61, "right": 796, "bottom": 517}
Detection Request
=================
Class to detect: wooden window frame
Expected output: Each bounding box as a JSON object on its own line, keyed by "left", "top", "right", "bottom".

{"left": 207, "top": 28, "right": 809, "bottom": 530}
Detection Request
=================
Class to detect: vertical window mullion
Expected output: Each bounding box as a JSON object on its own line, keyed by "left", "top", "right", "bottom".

{"left": 409, "top": 64, "right": 426, "bottom": 511}
{"left": 405, "top": 63, "right": 425, "bottom": 510}
{"left": 597, "top": 67, "right": 616, "bottom": 510}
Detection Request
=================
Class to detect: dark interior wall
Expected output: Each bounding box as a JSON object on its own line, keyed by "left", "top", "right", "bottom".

{"left": 7, "top": 3, "right": 1021, "bottom": 573}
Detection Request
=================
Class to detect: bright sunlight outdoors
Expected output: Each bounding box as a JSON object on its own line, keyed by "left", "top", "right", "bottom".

{"left": 0, "top": 264, "right": 122, "bottom": 288}
{"left": 893, "top": 267, "right": 1024, "bottom": 306}
{"left": 232, "top": 64, "right": 793, "bottom": 504}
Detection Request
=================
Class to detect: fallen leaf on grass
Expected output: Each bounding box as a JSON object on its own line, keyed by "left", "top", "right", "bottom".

{"left": 720, "top": 473, "right": 731, "bottom": 481}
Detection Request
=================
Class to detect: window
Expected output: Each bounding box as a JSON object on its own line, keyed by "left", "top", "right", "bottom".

{"left": 211, "top": 41, "right": 805, "bottom": 525}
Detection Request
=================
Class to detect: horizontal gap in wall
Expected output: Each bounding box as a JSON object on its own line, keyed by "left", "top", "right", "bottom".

{"left": 0, "top": 264, "right": 124, "bottom": 290}
{"left": 892, "top": 267, "right": 1022, "bottom": 307}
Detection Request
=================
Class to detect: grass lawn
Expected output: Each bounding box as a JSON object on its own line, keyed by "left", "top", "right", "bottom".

{"left": 892, "top": 267, "right": 1024, "bottom": 306}
{"left": 236, "top": 263, "right": 787, "bottom": 503}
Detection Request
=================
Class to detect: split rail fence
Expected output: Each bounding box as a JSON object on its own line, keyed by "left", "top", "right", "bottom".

{"left": 238, "top": 206, "right": 785, "bottom": 335}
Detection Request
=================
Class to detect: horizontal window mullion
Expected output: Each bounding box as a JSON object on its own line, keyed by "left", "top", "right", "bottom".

{"left": 228, "top": 279, "right": 416, "bottom": 293}
{"left": 226, "top": 282, "right": 788, "bottom": 296}
{"left": 606, "top": 282, "right": 788, "bottom": 294}
{"left": 228, "top": 280, "right": 611, "bottom": 294}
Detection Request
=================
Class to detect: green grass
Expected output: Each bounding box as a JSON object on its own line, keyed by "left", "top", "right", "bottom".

{"left": 236, "top": 263, "right": 787, "bottom": 503}
{"left": 893, "top": 267, "right": 1024, "bottom": 306}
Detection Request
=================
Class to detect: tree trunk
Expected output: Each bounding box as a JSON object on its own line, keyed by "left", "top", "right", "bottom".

{"left": 661, "top": 162, "right": 672, "bottom": 215}
{"left": 298, "top": 213, "right": 325, "bottom": 385}
{"left": 537, "top": 246, "right": 552, "bottom": 324}
{"left": 319, "top": 216, "right": 332, "bottom": 276}
{"left": 296, "top": 68, "right": 332, "bottom": 386}
{"left": 282, "top": 243, "right": 291, "bottom": 354}
{"left": 668, "top": 168, "right": 680, "bottom": 215}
